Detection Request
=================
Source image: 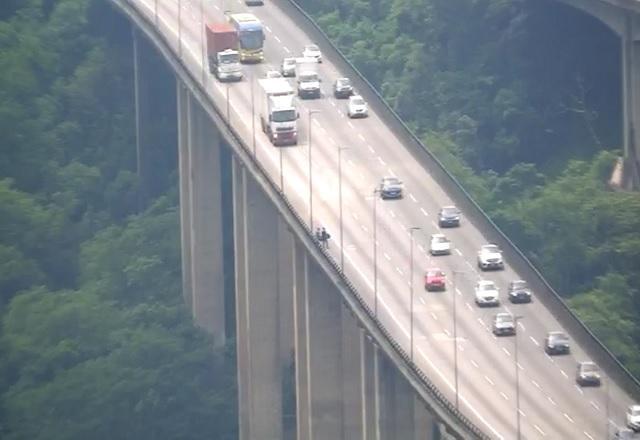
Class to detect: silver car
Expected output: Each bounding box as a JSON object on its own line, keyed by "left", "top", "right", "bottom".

{"left": 492, "top": 313, "right": 516, "bottom": 336}
{"left": 281, "top": 57, "right": 296, "bottom": 77}
{"left": 379, "top": 177, "right": 403, "bottom": 199}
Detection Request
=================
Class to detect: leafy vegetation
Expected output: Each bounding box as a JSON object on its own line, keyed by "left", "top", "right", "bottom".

{"left": 299, "top": 0, "right": 640, "bottom": 375}
{"left": 0, "top": 0, "right": 237, "bottom": 438}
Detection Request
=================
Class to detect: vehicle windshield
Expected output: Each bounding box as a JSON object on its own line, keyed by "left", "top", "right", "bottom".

{"left": 352, "top": 97, "right": 365, "bottom": 106}
{"left": 266, "top": 71, "right": 282, "bottom": 78}
{"left": 305, "top": 44, "right": 319, "bottom": 52}
{"left": 433, "top": 235, "right": 448, "bottom": 243}
{"left": 384, "top": 177, "right": 400, "bottom": 185}
{"left": 283, "top": 59, "right": 295, "bottom": 66}
{"left": 272, "top": 109, "right": 297, "bottom": 122}
{"left": 239, "top": 29, "right": 264, "bottom": 50}
{"left": 427, "top": 270, "right": 443, "bottom": 277}
{"left": 219, "top": 52, "right": 239, "bottom": 64}
{"left": 496, "top": 314, "right": 513, "bottom": 324}
{"left": 337, "top": 78, "right": 351, "bottom": 87}
{"left": 442, "top": 207, "right": 459, "bottom": 216}
{"left": 512, "top": 280, "right": 527, "bottom": 290}
{"left": 300, "top": 73, "right": 318, "bottom": 82}
{"left": 479, "top": 283, "right": 495, "bottom": 291}
{"left": 631, "top": 407, "right": 640, "bottom": 416}
{"left": 550, "top": 333, "right": 568, "bottom": 342}
{"left": 581, "top": 363, "right": 598, "bottom": 373}
{"left": 482, "top": 245, "right": 500, "bottom": 253}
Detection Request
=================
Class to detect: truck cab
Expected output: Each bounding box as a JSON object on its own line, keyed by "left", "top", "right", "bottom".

{"left": 205, "top": 23, "right": 242, "bottom": 81}
{"left": 258, "top": 78, "right": 299, "bottom": 146}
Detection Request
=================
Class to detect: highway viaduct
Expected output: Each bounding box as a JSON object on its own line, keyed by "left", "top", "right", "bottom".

{"left": 111, "top": 0, "right": 640, "bottom": 439}
{"left": 556, "top": 0, "right": 640, "bottom": 188}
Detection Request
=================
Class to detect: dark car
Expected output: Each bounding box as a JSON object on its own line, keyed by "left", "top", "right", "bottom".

{"left": 245, "top": 0, "right": 264, "bottom": 5}
{"left": 545, "top": 331, "right": 570, "bottom": 355}
{"left": 438, "top": 206, "right": 461, "bottom": 227}
{"left": 508, "top": 280, "right": 532, "bottom": 304}
{"left": 576, "top": 361, "right": 601, "bottom": 387}
{"left": 333, "top": 77, "right": 353, "bottom": 99}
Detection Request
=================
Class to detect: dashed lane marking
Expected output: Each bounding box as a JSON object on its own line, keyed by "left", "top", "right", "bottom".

{"left": 470, "top": 359, "right": 479, "bottom": 368}
{"left": 560, "top": 369, "right": 568, "bottom": 379}
{"left": 502, "top": 347, "right": 511, "bottom": 357}
{"left": 383, "top": 252, "right": 391, "bottom": 261}
{"left": 534, "top": 425, "right": 546, "bottom": 436}
{"left": 395, "top": 266, "right": 403, "bottom": 275}
{"left": 358, "top": 133, "right": 365, "bottom": 141}
{"left": 283, "top": 46, "right": 290, "bottom": 53}
{"left": 564, "top": 413, "right": 574, "bottom": 424}
{"left": 455, "top": 248, "right": 462, "bottom": 256}
{"left": 409, "top": 193, "right": 417, "bottom": 202}
{"left": 368, "top": 144, "right": 375, "bottom": 153}
{"left": 547, "top": 396, "right": 557, "bottom": 406}
{"left": 500, "top": 392, "right": 508, "bottom": 401}
{"left": 584, "top": 432, "right": 594, "bottom": 440}
{"left": 484, "top": 376, "right": 494, "bottom": 386}
{"left": 530, "top": 336, "right": 539, "bottom": 346}
{"left": 265, "top": 25, "right": 272, "bottom": 32}
{"left": 274, "top": 35, "right": 281, "bottom": 43}
{"left": 590, "top": 401, "right": 599, "bottom": 411}
{"left": 377, "top": 157, "right": 386, "bottom": 165}
{"left": 531, "top": 380, "right": 541, "bottom": 389}
{"left": 420, "top": 208, "right": 429, "bottom": 216}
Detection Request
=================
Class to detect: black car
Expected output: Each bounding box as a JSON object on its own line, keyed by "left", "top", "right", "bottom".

{"left": 438, "top": 206, "right": 461, "bottom": 227}
{"left": 545, "top": 331, "right": 570, "bottom": 355}
{"left": 333, "top": 77, "right": 353, "bottom": 99}
{"left": 508, "top": 280, "right": 532, "bottom": 304}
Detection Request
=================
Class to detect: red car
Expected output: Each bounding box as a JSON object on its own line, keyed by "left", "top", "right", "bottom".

{"left": 424, "top": 268, "right": 446, "bottom": 291}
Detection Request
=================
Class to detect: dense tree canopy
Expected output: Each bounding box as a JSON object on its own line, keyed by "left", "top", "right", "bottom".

{"left": 0, "top": 1, "right": 236, "bottom": 438}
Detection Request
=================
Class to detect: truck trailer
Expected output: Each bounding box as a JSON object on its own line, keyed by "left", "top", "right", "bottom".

{"left": 205, "top": 23, "right": 242, "bottom": 81}
{"left": 258, "top": 78, "right": 298, "bottom": 146}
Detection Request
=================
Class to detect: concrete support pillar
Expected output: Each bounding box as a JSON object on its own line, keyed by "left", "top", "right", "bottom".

{"left": 176, "top": 82, "right": 226, "bottom": 343}
{"left": 379, "top": 356, "right": 436, "bottom": 440}
{"left": 133, "top": 27, "right": 150, "bottom": 208}
{"left": 340, "top": 308, "right": 365, "bottom": 439}
{"left": 622, "top": 14, "right": 640, "bottom": 188}
{"left": 294, "top": 252, "right": 344, "bottom": 439}
{"left": 233, "top": 156, "right": 284, "bottom": 440}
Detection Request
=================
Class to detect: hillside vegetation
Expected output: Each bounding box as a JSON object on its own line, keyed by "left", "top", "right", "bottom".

{"left": 0, "top": 1, "right": 237, "bottom": 438}
{"left": 298, "top": 0, "right": 640, "bottom": 375}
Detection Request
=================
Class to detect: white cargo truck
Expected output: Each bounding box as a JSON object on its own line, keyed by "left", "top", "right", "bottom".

{"left": 295, "top": 57, "right": 321, "bottom": 99}
{"left": 258, "top": 78, "right": 298, "bottom": 146}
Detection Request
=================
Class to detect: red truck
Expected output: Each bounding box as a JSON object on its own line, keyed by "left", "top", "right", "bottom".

{"left": 205, "top": 23, "right": 242, "bottom": 81}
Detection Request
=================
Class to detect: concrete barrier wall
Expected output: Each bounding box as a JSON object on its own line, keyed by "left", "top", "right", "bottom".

{"left": 273, "top": 0, "right": 640, "bottom": 400}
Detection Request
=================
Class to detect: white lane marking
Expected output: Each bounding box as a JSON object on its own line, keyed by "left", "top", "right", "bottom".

{"left": 274, "top": 35, "right": 281, "bottom": 43}
{"left": 534, "top": 425, "right": 546, "bottom": 436}
{"left": 330, "top": 100, "right": 336, "bottom": 107}
{"left": 430, "top": 312, "right": 438, "bottom": 321}
{"left": 420, "top": 208, "right": 428, "bottom": 216}
{"left": 388, "top": 168, "right": 396, "bottom": 177}
{"left": 500, "top": 391, "right": 508, "bottom": 401}
{"left": 398, "top": 222, "right": 406, "bottom": 231}
{"left": 347, "top": 121, "right": 354, "bottom": 129}
{"left": 416, "top": 348, "right": 504, "bottom": 440}
{"left": 265, "top": 25, "right": 272, "bottom": 33}
{"left": 418, "top": 245, "right": 425, "bottom": 253}
{"left": 547, "top": 396, "right": 557, "bottom": 406}
{"left": 564, "top": 413, "right": 574, "bottom": 423}
{"left": 470, "top": 359, "right": 479, "bottom": 368}
{"left": 328, "top": 136, "right": 337, "bottom": 146}
{"left": 517, "top": 362, "right": 524, "bottom": 370}
{"left": 419, "top": 297, "right": 426, "bottom": 305}
{"left": 465, "top": 302, "right": 472, "bottom": 311}
{"left": 409, "top": 193, "right": 417, "bottom": 202}
{"left": 377, "top": 156, "right": 386, "bottom": 165}
{"left": 484, "top": 376, "right": 495, "bottom": 386}
{"left": 443, "top": 328, "right": 450, "bottom": 337}
{"left": 431, "top": 220, "right": 439, "bottom": 229}
{"left": 530, "top": 336, "right": 539, "bottom": 346}
{"left": 502, "top": 347, "right": 511, "bottom": 357}
{"left": 383, "top": 252, "right": 391, "bottom": 261}
{"left": 584, "top": 432, "right": 594, "bottom": 440}
{"left": 518, "top": 321, "right": 525, "bottom": 331}
{"left": 283, "top": 46, "right": 291, "bottom": 53}
{"left": 455, "top": 248, "right": 462, "bottom": 256}
{"left": 214, "top": 4, "right": 220, "bottom": 9}
{"left": 395, "top": 267, "right": 403, "bottom": 275}
{"left": 361, "top": 225, "right": 369, "bottom": 233}
{"left": 358, "top": 133, "right": 365, "bottom": 141}
{"left": 531, "top": 379, "right": 541, "bottom": 389}
{"left": 518, "top": 409, "right": 526, "bottom": 417}
{"left": 368, "top": 144, "right": 375, "bottom": 153}
{"left": 590, "top": 401, "right": 599, "bottom": 411}
{"left": 560, "top": 369, "right": 568, "bottom": 379}
{"left": 389, "top": 210, "right": 396, "bottom": 218}
{"left": 545, "top": 354, "right": 555, "bottom": 364}
{"left": 575, "top": 385, "right": 584, "bottom": 395}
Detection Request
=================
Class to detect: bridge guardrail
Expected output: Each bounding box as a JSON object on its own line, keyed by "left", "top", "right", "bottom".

{"left": 275, "top": 0, "right": 640, "bottom": 402}
{"left": 111, "top": 0, "right": 493, "bottom": 437}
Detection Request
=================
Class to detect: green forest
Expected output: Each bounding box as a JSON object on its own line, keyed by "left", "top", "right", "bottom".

{"left": 1, "top": 0, "right": 640, "bottom": 437}
{"left": 0, "top": 0, "right": 237, "bottom": 438}
{"left": 298, "top": 0, "right": 640, "bottom": 374}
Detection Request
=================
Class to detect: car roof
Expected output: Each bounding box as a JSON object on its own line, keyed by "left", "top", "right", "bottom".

{"left": 441, "top": 205, "right": 458, "bottom": 211}
{"left": 426, "top": 267, "right": 443, "bottom": 273}
{"left": 495, "top": 312, "right": 512, "bottom": 319}
{"left": 431, "top": 233, "right": 446, "bottom": 239}
{"left": 350, "top": 94, "right": 364, "bottom": 100}
{"left": 477, "top": 280, "right": 495, "bottom": 286}
{"left": 382, "top": 176, "right": 399, "bottom": 181}
{"left": 305, "top": 44, "right": 319, "bottom": 49}
{"left": 548, "top": 331, "right": 566, "bottom": 337}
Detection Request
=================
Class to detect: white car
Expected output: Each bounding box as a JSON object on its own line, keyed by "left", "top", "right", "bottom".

{"left": 347, "top": 95, "right": 368, "bottom": 118}
{"left": 628, "top": 404, "right": 640, "bottom": 431}
{"left": 265, "top": 70, "right": 282, "bottom": 79}
{"left": 492, "top": 312, "right": 515, "bottom": 336}
{"left": 429, "top": 234, "right": 451, "bottom": 255}
{"left": 302, "top": 44, "right": 322, "bottom": 63}
{"left": 477, "top": 244, "right": 504, "bottom": 270}
{"left": 475, "top": 280, "right": 500, "bottom": 307}
{"left": 281, "top": 57, "right": 296, "bottom": 77}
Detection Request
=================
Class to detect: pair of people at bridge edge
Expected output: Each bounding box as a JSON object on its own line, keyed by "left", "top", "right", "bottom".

{"left": 315, "top": 227, "right": 331, "bottom": 249}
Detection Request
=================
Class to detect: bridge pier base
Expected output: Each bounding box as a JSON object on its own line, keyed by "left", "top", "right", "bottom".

{"left": 176, "top": 83, "right": 226, "bottom": 344}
